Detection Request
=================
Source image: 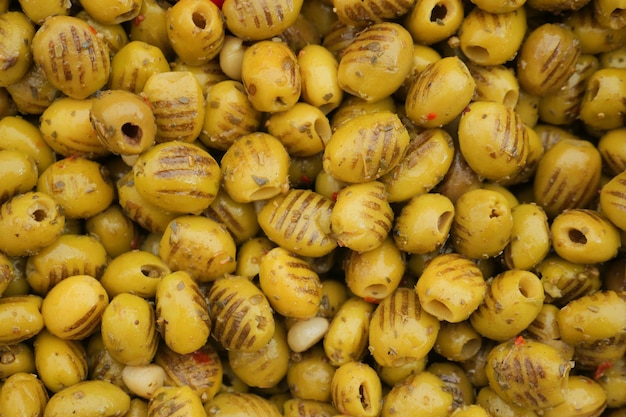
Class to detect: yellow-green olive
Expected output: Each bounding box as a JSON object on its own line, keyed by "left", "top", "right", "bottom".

{"left": 323, "top": 110, "right": 410, "bottom": 183}
{"left": 458, "top": 101, "right": 530, "bottom": 182}
{"left": 375, "top": 356, "right": 427, "bottom": 387}
{"left": 129, "top": 0, "right": 174, "bottom": 60}
{"left": 141, "top": 71, "right": 205, "bottom": 143}
{"left": 598, "top": 128, "right": 626, "bottom": 176}
{"left": 240, "top": 40, "right": 301, "bottom": 113}
{"left": 298, "top": 44, "right": 343, "bottom": 114}
{"left": 324, "top": 297, "right": 375, "bottom": 367}
{"left": 486, "top": 339, "right": 572, "bottom": 410}
{"left": 416, "top": 253, "right": 486, "bottom": 323}
{"left": 39, "top": 97, "right": 110, "bottom": 158}
{"left": 543, "top": 375, "right": 608, "bottom": 417}
{"left": 581, "top": 68, "right": 626, "bottom": 130}
{"left": 330, "top": 181, "right": 393, "bottom": 252}
{"left": 166, "top": 0, "right": 225, "bottom": 65}
{"left": 90, "top": 89, "right": 157, "bottom": 156}
{"left": 450, "top": 405, "right": 491, "bottom": 417}
{"left": 515, "top": 88, "right": 541, "bottom": 128}
{"left": 551, "top": 209, "right": 621, "bottom": 264}
{"left": 34, "top": 328, "right": 88, "bottom": 393}
{"left": 0, "top": 295, "right": 43, "bottom": 345}
{"left": 109, "top": 40, "right": 170, "bottom": 93}
{"left": 337, "top": 22, "right": 413, "bottom": 103}
{"left": 41, "top": 275, "right": 109, "bottom": 341}
{"left": 208, "top": 275, "right": 275, "bottom": 352}
{"left": 469, "top": 64, "right": 520, "bottom": 109}
{"left": 458, "top": 7, "right": 527, "bottom": 66}
{"left": 381, "top": 371, "right": 454, "bottom": 417}
{"left": 461, "top": 339, "right": 497, "bottom": 388}
{"left": 220, "top": 132, "right": 291, "bottom": 203}
{"left": 171, "top": 58, "right": 229, "bottom": 92}
{"left": 330, "top": 95, "right": 396, "bottom": 132}
{"left": 153, "top": 342, "right": 222, "bottom": 403}
{"left": 517, "top": 23, "right": 581, "bottom": 97}
{"left": 0, "top": 191, "right": 65, "bottom": 257}
{"left": 287, "top": 345, "right": 335, "bottom": 402}
{"left": 222, "top": 0, "right": 303, "bottom": 40}
{"left": 204, "top": 392, "right": 282, "bottom": 417}
{"left": 100, "top": 250, "right": 171, "bottom": 298}
{"left": 0, "top": 12, "right": 34, "bottom": 87}
{"left": 0, "top": 149, "right": 38, "bottom": 204}
{"left": 199, "top": 80, "right": 262, "bottom": 151}
{"left": 31, "top": 15, "right": 110, "bottom": 99}
{"left": 503, "top": 203, "right": 551, "bottom": 270}
{"left": 229, "top": 321, "right": 289, "bottom": 389}
{"left": 0, "top": 116, "right": 56, "bottom": 173}
{"left": 427, "top": 362, "right": 475, "bottom": 410}
{"left": 85, "top": 204, "right": 137, "bottom": 258}
{"left": 451, "top": 188, "right": 514, "bottom": 259}
{"left": 533, "top": 138, "right": 602, "bottom": 218}
{"left": 159, "top": 215, "right": 236, "bottom": 282}
{"left": 37, "top": 157, "right": 115, "bottom": 219}
{"left": 0, "top": 372, "right": 48, "bottom": 416}
{"left": 0, "top": 343, "right": 35, "bottom": 379}
{"left": 434, "top": 321, "right": 483, "bottom": 362}
{"left": 26, "top": 234, "right": 109, "bottom": 296}
{"left": 17, "top": 0, "right": 70, "bottom": 24}
{"left": 235, "top": 237, "right": 276, "bottom": 279}
{"left": 101, "top": 293, "right": 159, "bottom": 365}
{"left": 331, "top": 361, "right": 382, "bottom": 417}
{"left": 333, "top": 0, "right": 415, "bottom": 26}
{"left": 344, "top": 237, "right": 405, "bottom": 302}
{"left": 133, "top": 141, "right": 221, "bottom": 214}
{"left": 404, "top": 0, "right": 463, "bottom": 45}
{"left": 596, "top": 356, "right": 626, "bottom": 408}
{"left": 44, "top": 380, "right": 130, "bottom": 417}
{"left": 155, "top": 271, "right": 211, "bottom": 355}
{"left": 258, "top": 189, "right": 336, "bottom": 257}
{"left": 393, "top": 193, "right": 455, "bottom": 254}
{"left": 406, "top": 57, "right": 475, "bottom": 128}
{"left": 369, "top": 287, "right": 439, "bottom": 367}
{"left": 266, "top": 102, "right": 332, "bottom": 157}
{"left": 470, "top": 270, "right": 544, "bottom": 341}
{"left": 259, "top": 247, "right": 323, "bottom": 319}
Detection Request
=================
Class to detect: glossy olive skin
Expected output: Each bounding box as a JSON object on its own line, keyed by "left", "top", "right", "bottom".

{"left": 0, "top": 12, "right": 35, "bottom": 87}
{"left": 44, "top": 380, "right": 130, "bottom": 417}
{"left": 31, "top": 16, "right": 110, "bottom": 99}
{"left": 34, "top": 329, "right": 88, "bottom": 393}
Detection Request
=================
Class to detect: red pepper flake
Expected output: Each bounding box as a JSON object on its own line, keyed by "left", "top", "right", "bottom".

{"left": 210, "top": 0, "right": 225, "bottom": 8}
{"left": 594, "top": 361, "right": 613, "bottom": 380}
{"left": 133, "top": 14, "right": 146, "bottom": 26}
{"left": 426, "top": 112, "right": 437, "bottom": 121}
{"left": 130, "top": 232, "right": 141, "bottom": 250}
{"left": 331, "top": 192, "right": 338, "bottom": 202}
{"left": 514, "top": 335, "right": 525, "bottom": 346}
{"left": 300, "top": 175, "right": 311, "bottom": 184}
{"left": 462, "top": 106, "right": 471, "bottom": 114}
{"left": 190, "top": 350, "right": 212, "bottom": 364}
{"left": 363, "top": 296, "right": 380, "bottom": 304}
{"left": 88, "top": 25, "right": 97, "bottom": 35}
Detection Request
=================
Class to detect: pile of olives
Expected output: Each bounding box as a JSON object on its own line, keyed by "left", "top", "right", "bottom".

{"left": 0, "top": 0, "right": 625, "bottom": 416}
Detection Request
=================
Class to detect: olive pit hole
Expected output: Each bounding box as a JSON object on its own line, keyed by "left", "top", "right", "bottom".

{"left": 503, "top": 90, "right": 519, "bottom": 109}
{"left": 461, "top": 338, "right": 482, "bottom": 358}
{"left": 192, "top": 11, "right": 207, "bottom": 29}
{"left": 249, "top": 186, "right": 281, "bottom": 201}
{"left": 518, "top": 275, "right": 542, "bottom": 298}
{"left": 359, "top": 383, "right": 371, "bottom": 411}
{"left": 364, "top": 284, "right": 387, "bottom": 298}
{"left": 611, "top": 8, "right": 626, "bottom": 20}
{"left": 568, "top": 228, "right": 587, "bottom": 245}
{"left": 315, "top": 117, "right": 332, "bottom": 146}
{"left": 425, "top": 299, "right": 453, "bottom": 322}
{"left": 121, "top": 122, "right": 142, "bottom": 146}
{"left": 141, "top": 264, "right": 167, "bottom": 279}
{"left": 465, "top": 45, "right": 490, "bottom": 62}
{"left": 437, "top": 211, "right": 454, "bottom": 233}
{"left": 31, "top": 209, "right": 47, "bottom": 222}
{"left": 430, "top": 4, "right": 448, "bottom": 22}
